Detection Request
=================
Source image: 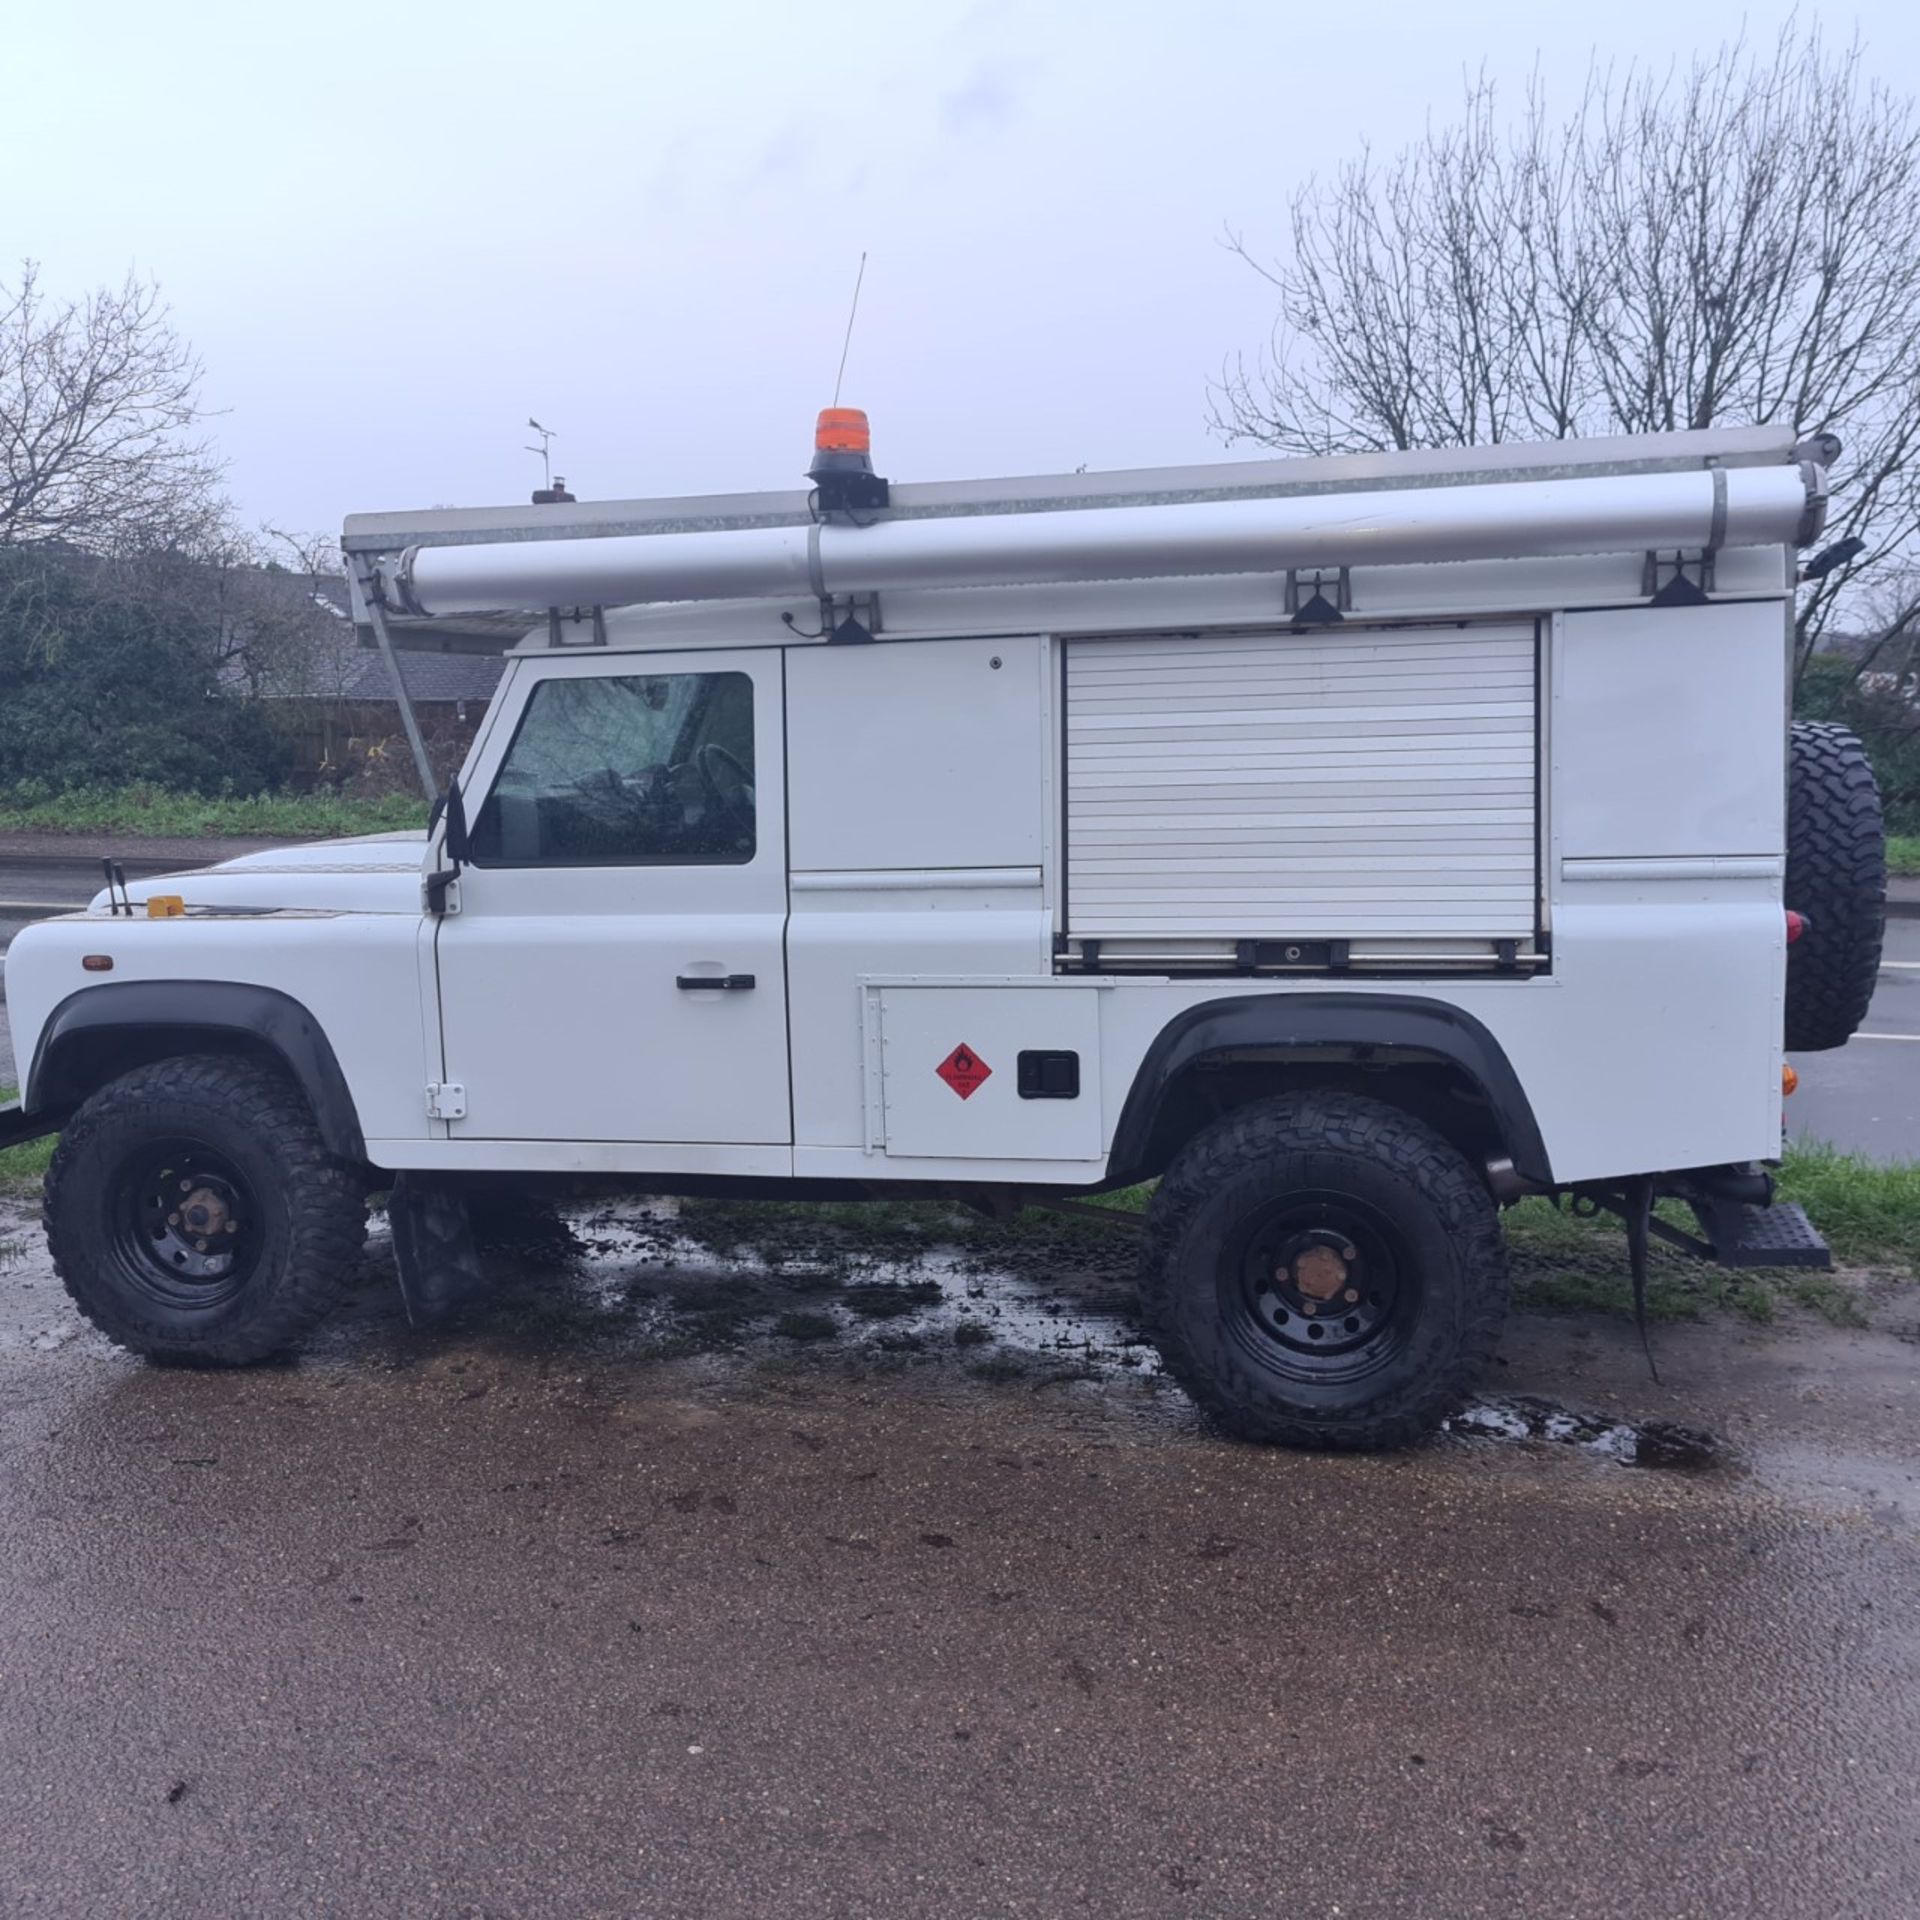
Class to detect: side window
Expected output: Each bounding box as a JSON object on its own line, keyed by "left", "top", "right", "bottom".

{"left": 468, "top": 671, "right": 756, "bottom": 866}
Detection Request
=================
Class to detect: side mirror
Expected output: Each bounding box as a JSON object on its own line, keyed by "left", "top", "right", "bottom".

{"left": 426, "top": 780, "right": 469, "bottom": 917}
{"left": 442, "top": 778, "right": 470, "bottom": 867}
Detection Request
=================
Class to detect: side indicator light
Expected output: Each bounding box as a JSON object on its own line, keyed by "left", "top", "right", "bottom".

{"left": 1782, "top": 1064, "right": 1799, "bottom": 1096}
{"left": 82, "top": 955, "right": 114, "bottom": 972}
{"left": 146, "top": 895, "right": 185, "bottom": 919}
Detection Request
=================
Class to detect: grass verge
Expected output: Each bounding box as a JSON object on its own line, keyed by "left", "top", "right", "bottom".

{"left": 1889, "top": 834, "right": 1920, "bottom": 878}
{"left": 1776, "top": 1142, "right": 1920, "bottom": 1271}
{"left": 0, "top": 783, "right": 428, "bottom": 840}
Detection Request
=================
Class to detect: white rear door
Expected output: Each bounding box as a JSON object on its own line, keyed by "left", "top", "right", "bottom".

{"left": 433, "top": 649, "right": 790, "bottom": 1146}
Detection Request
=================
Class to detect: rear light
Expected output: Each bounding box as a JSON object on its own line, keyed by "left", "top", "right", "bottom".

{"left": 1785, "top": 910, "right": 1809, "bottom": 945}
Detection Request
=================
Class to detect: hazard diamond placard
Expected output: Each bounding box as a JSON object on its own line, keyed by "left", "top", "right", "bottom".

{"left": 935, "top": 1043, "right": 992, "bottom": 1100}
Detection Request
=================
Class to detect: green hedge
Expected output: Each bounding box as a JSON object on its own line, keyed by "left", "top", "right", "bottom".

{"left": 0, "top": 548, "right": 291, "bottom": 796}
{"left": 1798, "top": 656, "right": 1920, "bottom": 836}
{"left": 0, "top": 781, "right": 427, "bottom": 839}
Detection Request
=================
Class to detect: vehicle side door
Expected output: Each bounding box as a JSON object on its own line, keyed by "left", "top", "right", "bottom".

{"left": 431, "top": 648, "right": 790, "bottom": 1151}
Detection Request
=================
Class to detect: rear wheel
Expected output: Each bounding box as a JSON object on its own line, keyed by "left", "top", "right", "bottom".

{"left": 43, "top": 1056, "right": 366, "bottom": 1365}
{"left": 1785, "top": 720, "right": 1886, "bottom": 1052}
{"left": 1141, "top": 1092, "right": 1508, "bottom": 1450}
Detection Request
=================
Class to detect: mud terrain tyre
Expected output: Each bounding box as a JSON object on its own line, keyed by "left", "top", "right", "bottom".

{"left": 1785, "top": 720, "right": 1886, "bottom": 1053}
{"left": 43, "top": 1056, "right": 366, "bottom": 1364}
{"left": 1141, "top": 1092, "right": 1508, "bottom": 1450}
{"left": 388, "top": 1173, "right": 489, "bottom": 1322}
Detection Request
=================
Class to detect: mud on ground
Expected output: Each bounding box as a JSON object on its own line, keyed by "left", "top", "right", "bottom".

{"left": 6, "top": 1186, "right": 1918, "bottom": 1488}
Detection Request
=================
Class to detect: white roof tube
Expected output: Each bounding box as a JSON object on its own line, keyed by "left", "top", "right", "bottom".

{"left": 383, "top": 463, "right": 1824, "bottom": 617}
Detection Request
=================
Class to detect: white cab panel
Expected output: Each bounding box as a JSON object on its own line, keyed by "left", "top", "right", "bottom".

{"left": 783, "top": 634, "right": 1057, "bottom": 1156}
{"left": 786, "top": 635, "right": 1048, "bottom": 871}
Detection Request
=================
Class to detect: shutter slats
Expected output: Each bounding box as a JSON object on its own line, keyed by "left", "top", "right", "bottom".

{"left": 1066, "top": 625, "right": 1538, "bottom": 941}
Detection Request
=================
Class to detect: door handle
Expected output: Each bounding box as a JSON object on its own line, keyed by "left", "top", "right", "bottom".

{"left": 676, "top": 973, "right": 756, "bottom": 992}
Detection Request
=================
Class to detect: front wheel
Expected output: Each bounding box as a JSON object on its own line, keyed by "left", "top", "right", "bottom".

{"left": 1141, "top": 1092, "right": 1509, "bottom": 1450}
{"left": 43, "top": 1056, "right": 367, "bottom": 1364}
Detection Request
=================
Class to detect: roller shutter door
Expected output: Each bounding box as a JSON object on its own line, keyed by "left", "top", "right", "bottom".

{"left": 1065, "top": 624, "right": 1538, "bottom": 942}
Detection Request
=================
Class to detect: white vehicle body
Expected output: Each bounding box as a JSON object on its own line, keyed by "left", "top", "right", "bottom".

{"left": 4, "top": 427, "right": 1820, "bottom": 1198}
{"left": 15, "top": 420, "right": 1880, "bottom": 1445}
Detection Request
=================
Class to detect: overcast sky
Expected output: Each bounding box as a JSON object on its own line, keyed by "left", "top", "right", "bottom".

{"left": 7, "top": 1, "right": 1915, "bottom": 536}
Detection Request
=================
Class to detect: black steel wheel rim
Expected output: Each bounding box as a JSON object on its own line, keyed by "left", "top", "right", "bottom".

{"left": 108, "top": 1137, "right": 261, "bottom": 1311}
{"left": 1221, "top": 1187, "right": 1421, "bottom": 1385}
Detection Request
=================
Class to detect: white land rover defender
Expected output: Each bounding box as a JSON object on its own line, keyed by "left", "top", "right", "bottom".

{"left": 0, "top": 420, "right": 1887, "bottom": 1449}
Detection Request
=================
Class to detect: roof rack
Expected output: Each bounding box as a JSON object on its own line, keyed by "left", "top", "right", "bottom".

{"left": 340, "top": 425, "right": 1823, "bottom": 799}
{"left": 343, "top": 425, "right": 1801, "bottom": 561}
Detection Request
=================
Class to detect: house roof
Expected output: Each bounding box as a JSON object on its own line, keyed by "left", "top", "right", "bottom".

{"left": 334, "top": 647, "right": 506, "bottom": 705}
{"left": 235, "top": 569, "right": 506, "bottom": 706}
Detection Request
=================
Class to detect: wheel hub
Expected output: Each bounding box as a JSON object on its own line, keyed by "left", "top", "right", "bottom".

{"left": 1236, "top": 1208, "right": 1406, "bottom": 1364}
{"left": 1286, "top": 1239, "right": 1358, "bottom": 1306}
{"left": 115, "top": 1146, "right": 257, "bottom": 1301}
{"left": 180, "top": 1185, "right": 233, "bottom": 1240}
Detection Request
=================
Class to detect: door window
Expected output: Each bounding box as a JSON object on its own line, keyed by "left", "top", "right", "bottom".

{"left": 468, "top": 671, "right": 756, "bottom": 866}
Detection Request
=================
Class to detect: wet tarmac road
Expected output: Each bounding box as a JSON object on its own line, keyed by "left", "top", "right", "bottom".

{"left": 2, "top": 1202, "right": 1918, "bottom": 1918}
{"left": 1793, "top": 915, "right": 1920, "bottom": 1159}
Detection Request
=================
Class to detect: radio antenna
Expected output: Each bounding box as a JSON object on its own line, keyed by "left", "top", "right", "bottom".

{"left": 524, "top": 417, "right": 556, "bottom": 490}
{"left": 831, "top": 252, "right": 868, "bottom": 409}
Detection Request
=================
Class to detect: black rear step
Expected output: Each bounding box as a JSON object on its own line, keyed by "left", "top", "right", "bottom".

{"left": 1577, "top": 1171, "right": 1834, "bottom": 1272}
{"left": 1661, "top": 1197, "right": 1832, "bottom": 1271}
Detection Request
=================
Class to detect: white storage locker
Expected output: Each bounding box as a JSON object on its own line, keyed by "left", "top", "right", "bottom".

{"left": 1064, "top": 624, "right": 1539, "bottom": 946}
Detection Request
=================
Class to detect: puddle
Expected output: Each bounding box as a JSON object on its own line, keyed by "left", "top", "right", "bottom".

{"left": 0, "top": 1194, "right": 1738, "bottom": 1470}
{"left": 2, "top": 1188, "right": 1162, "bottom": 1386}
{"left": 1446, "top": 1394, "right": 1722, "bottom": 1471}
{"left": 460, "top": 1196, "right": 1163, "bottom": 1383}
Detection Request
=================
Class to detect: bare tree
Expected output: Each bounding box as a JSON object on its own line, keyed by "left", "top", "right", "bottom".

{"left": 0, "top": 261, "right": 224, "bottom": 552}
{"left": 1212, "top": 24, "right": 1920, "bottom": 664}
